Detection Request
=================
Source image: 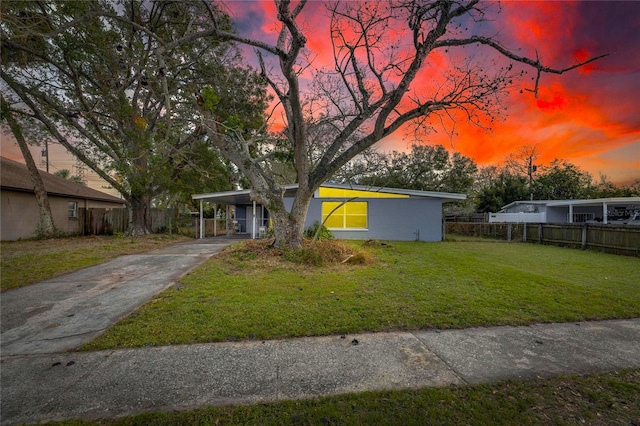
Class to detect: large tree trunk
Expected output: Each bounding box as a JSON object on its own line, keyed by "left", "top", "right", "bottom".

{"left": 2, "top": 101, "right": 58, "bottom": 238}
{"left": 262, "top": 188, "right": 312, "bottom": 250}
{"left": 126, "top": 193, "right": 153, "bottom": 236}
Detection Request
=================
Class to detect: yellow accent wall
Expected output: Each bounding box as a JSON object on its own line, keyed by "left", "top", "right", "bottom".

{"left": 318, "top": 187, "right": 409, "bottom": 198}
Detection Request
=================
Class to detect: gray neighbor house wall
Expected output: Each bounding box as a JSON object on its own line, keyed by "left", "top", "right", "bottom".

{"left": 285, "top": 197, "right": 445, "bottom": 242}
{"left": 490, "top": 197, "right": 640, "bottom": 224}
{"left": 545, "top": 206, "right": 566, "bottom": 223}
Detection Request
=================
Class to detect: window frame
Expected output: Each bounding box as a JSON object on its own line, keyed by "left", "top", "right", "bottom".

{"left": 68, "top": 201, "right": 78, "bottom": 219}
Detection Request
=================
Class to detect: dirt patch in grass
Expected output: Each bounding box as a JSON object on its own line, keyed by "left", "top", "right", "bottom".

{"left": 224, "top": 238, "right": 376, "bottom": 267}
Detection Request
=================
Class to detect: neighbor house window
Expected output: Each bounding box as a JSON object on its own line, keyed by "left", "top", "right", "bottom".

{"left": 68, "top": 201, "right": 78, "bottom": 219}
{"left": 322, "top": 201, "right": 367, "bottom": 230}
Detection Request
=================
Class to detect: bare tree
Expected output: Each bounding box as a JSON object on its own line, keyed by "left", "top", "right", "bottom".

{"left": 190, "top": 0, "right": 604, "bottom": 248}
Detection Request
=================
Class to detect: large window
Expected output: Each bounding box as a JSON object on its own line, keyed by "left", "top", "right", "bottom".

{"left": 322, "top": 201, "right": 367, "bottom": 230}
{"left": 68, "top": 201, "right": 78, "bottom": 219}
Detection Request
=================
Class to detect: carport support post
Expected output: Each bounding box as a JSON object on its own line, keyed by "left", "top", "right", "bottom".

{"left": 226, "top": 205, "right": 229, "bottom": 236}
{"left": 214, "top": 205, "right": 217, "bottom": 237}
{"left": 199, "top": 199, "right": 203, "bottom": 239}
{"left": 569, "top": 204, "right": 573, "bottom": 223}
{"left": 252, "top": 201, "right": 256, "bottom": 239}
{"left": 603, "top": 202, "right": 608, "bottom": 224}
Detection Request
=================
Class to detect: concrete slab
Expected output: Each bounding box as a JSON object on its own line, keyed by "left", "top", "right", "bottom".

{"left": 275, "top": 332, "right": 463, "bottom": 399}
{"left": 1, "top": 240, "right": 229, "bottom": 355}
{"left": 0, "top": 333, "right": 462, "bottom": 425}
{"left": 413, "top": 320, "right": 640, "bottom": 384}
{"left": 532, "top": 319, "right": 640, "bottom": 369}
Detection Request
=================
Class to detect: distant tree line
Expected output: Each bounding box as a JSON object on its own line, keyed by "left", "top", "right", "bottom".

{"left": 337, "top": 144, "right": 639, "bottom": 215}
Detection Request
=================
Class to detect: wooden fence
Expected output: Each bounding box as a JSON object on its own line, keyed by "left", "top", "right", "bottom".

{"left": 445, "top": 222, "right": 640, "bottom": 257}
{"left": 77, "top": 208, "right": 180, "bottom": 235}
{"left": 76, "top": 208, "right": 231, "bottom": 237}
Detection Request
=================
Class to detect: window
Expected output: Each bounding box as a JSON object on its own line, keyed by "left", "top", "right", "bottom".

{"left": 68, "top": 201, "right": 78, "bottom": 219}
{"left": 322, "top": 201, "right": 367, "bottom": 230}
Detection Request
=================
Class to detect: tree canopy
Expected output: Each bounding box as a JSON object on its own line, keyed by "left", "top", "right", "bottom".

{"left": 1, "top": 0, "right": 268, "bottom": 235}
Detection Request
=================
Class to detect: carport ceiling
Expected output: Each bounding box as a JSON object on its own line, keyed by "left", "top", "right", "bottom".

{"left": 192, "top": 185, "right": 299, "bottom": 205}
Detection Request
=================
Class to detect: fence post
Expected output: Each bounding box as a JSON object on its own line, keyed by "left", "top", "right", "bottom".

{"left": 523, "top": 223, "right": 527, "bottom": 242}
{"left": 538, "top": 224, "right": 542, "bottom": 244}
{"left": 507, "top": 223, "right": 512, "bottom": 242}
{"left": 581, "top": 224, "right": 587, "bottom": 250}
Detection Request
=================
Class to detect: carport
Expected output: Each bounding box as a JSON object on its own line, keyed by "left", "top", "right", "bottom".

{"left": 545, "top": 197, "right": 640, "bottom": 224}
{"left": 192, "top": 185, "right": 299, "bottom": 239}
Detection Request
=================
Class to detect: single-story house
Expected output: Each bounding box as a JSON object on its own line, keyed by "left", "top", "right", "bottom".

{"left": 192, "top": 183, "right": 466, "bottom": 241}
{"left": 488, "top": 197, "right": 640, "bottom": 224}
{"left": 1, "top": 156, "right": 125, "bottom": 240}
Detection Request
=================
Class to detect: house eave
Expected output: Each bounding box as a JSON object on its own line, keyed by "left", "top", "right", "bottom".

{"left": 192, "top": 183, "right": 466, "bottom": 205}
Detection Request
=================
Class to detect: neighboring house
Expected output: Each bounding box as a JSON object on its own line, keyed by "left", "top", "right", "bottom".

{"left": 192, "top": 183, "right": 466, "bottom": 241}
{"left": 488, "top": 197, "right": 640, "bottom": 224}
{"left": 1, "top": 157, "right": 125, "bottom": 240}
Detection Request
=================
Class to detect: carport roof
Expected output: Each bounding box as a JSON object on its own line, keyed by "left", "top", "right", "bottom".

{"left": 500, "top": 197, "right": 640, "bottom": 211}
{"left": 192, "top": 182, "right": 467, "bottom": 205}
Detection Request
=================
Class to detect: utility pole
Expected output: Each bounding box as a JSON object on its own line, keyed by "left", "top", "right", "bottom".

{"left": 40, "top": 139, "right": 49, "bottom": 172}
{"left": 528, "top": 158, "right": 537, "bottom": 201}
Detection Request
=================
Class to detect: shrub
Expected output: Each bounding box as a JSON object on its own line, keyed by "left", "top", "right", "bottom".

{"left": 304, "top": 221, "right": 334, "bottom": 241}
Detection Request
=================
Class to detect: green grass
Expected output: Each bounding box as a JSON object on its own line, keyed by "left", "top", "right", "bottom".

{"left": 44, "top": 368, "right": 640, "bottom": 425}
{"left": 1, "top": 234, "right": 190, "bottom": 291}
{"left": 82, "top": 240, "right": 640, "bottom": 350}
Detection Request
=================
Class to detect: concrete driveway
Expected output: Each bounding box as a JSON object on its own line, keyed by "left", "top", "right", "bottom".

{"left": 0, "top": 238, "right": 230, "bottom": 355}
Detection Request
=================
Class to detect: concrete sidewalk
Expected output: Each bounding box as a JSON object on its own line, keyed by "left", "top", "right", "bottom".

{"left": 1, "top": 238, "right": 231, "bottom": 355}
{"left": 2, "top": 319, "right": 639, "bottom": 425}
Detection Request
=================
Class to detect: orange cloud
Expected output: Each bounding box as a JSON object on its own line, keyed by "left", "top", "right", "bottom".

{"left": 572, "top": 48, "right": 597, "bottom": 74}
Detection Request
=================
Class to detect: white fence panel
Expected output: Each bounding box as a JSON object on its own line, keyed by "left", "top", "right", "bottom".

{"left": 488, "top": 212, "right": 546, "bottom": 223}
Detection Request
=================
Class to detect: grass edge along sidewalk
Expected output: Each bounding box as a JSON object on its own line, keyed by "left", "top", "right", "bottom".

{"left": 42, "top": 368, "right": 640, "bottom": 426}
{"left": 83, "top": 239, "right": 640, "bottom": 350}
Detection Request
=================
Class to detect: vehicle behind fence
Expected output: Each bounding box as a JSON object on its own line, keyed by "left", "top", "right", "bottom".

{"left": 445, "top": 222, "right": 640, "bottom": 257}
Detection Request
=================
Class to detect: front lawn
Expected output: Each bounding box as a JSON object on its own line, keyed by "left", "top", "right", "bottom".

{"left": 82, "top": 239, "right": 640, "bottom": 350}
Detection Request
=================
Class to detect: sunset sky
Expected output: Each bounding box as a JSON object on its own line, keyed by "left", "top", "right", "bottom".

{"left": 225, "top": 0, "right": 640, "bottom": 185}
{"left": 1, "top": 0, "right": 638, "bottom": 192}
